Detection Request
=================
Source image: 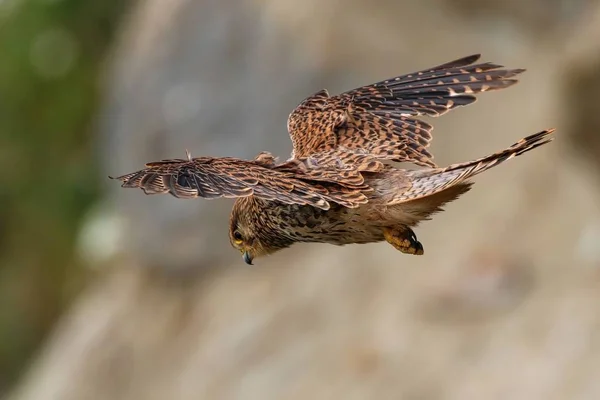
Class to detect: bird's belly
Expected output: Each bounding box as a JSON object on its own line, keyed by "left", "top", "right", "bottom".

{"left": 290, "top": 204, "right": 387, "bottom": 246}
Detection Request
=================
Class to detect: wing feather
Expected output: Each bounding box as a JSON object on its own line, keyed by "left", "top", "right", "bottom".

{"left": 110, "top": 155, "right": 373, "bottom": 210}
{"left": 113, "top": 55, "right": 532, "bottom": 211}
{"left": 287, "top": 54, "right": 525, "bottom": 166}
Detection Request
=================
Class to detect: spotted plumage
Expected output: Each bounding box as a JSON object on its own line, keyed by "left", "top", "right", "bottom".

{"left": 111, "top": 54, "right": 554, "bottom": 264}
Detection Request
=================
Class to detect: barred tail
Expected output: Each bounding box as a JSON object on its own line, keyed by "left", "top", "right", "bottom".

{"left": 396, "top": 129, "right": 555, "bottom": 202}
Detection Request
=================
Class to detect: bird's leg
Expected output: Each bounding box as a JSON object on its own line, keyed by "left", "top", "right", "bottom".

{"left": 383, "top": 226, "right": 424, "bottom": 255}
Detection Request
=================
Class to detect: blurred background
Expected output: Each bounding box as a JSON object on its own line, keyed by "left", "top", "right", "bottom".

{"left": 2, "top": 0, "right": 600, "bottom": 399}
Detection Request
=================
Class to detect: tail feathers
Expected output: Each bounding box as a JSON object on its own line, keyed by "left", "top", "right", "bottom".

{"left": 398, "top": 182, "right": 474, "bottom": 224}
{"left": 395, "top": 129, "right": 555, "bottom": 203}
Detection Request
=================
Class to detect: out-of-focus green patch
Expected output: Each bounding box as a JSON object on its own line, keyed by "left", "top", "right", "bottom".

{"left": 0, "top": 0, "right": 126, "bottom": 390}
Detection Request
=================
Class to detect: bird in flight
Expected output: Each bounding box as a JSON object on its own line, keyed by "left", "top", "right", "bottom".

{"left": 111, "top": 54, "right": 554, "bottom": 265}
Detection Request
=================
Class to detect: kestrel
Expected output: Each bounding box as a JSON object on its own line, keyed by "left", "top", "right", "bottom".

{"left": 111, "top": 54, "right": 554, "bottom": 265}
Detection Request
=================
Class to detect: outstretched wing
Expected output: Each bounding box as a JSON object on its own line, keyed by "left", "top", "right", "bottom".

{"left": 110, "top": 153, "right": 379, "bottom": 210}
{"left": 287, "top": 54, "right": 524, "bottom": 167}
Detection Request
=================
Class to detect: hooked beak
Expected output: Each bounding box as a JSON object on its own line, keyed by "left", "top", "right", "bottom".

{"left": 242, "top": 251, "right": 253, "bottom": 265}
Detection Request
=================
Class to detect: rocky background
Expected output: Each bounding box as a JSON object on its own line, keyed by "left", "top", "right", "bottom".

{"left": 4, "top": 0, "right": 600, "bottom": 399}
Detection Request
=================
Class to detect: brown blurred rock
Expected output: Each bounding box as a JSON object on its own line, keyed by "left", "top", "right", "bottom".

{"left": 449, "top": 0, "right": 593, "bottom": 37}
{"left": 417, "top": 248, "right": 535, "bottom": 323}
{"left": 565, "top": 60, "right": 600, "bottom": 171}
{"left": 10, "top": 0, "right": 600, "bottom": 399}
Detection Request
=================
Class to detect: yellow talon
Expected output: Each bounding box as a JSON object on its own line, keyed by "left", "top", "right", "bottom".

{"left": 383, "top": 227, "right": 424, "bottom": 256}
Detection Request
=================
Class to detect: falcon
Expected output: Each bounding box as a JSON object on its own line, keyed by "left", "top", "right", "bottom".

{"left": 111, "top": 54, "right": 554, "bottom": 265}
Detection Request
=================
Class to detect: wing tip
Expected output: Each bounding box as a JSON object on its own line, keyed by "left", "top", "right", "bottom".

{"left": 522, "top": 128, "right": 556, "bottom": 143}
{"left": 451, "top": 54, "right": 481, "bottom": 66}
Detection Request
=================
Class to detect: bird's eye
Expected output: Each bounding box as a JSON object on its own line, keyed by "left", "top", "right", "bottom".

{"left": 233, "top": 231, "right": 243, "bottom": 244}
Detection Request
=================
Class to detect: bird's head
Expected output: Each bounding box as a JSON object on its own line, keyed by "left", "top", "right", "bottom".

{"left": 228, "top": 213, "right": 261, "bottom": 265}
{"left": 229, "top": 197, "right": 293, "bottom": 265}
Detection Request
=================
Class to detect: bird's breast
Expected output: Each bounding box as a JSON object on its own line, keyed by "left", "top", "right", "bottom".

{"left": 278, "top": 203, "right": 386, "bottom": 245}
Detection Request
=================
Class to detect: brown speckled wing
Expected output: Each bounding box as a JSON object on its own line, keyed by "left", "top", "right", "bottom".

{"left": 110, "top": 154, "right": 375, "bottom": 210}
{"left": 277, "top": 150, "right": 385, "bottom": 186}
{"left": 287, "top": 54, "right": 524, "bottom": 166}
{"left": 391, "top": 129, "right": 554, "bottom": 204}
